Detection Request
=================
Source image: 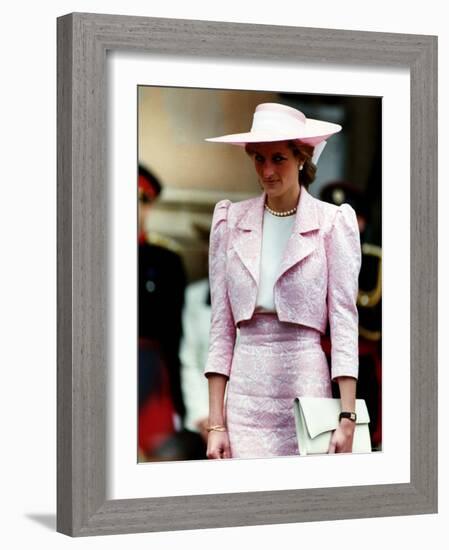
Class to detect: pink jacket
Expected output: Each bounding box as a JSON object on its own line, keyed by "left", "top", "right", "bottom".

{"left": 204, "top": 186, "right": 362, "bottom": 381}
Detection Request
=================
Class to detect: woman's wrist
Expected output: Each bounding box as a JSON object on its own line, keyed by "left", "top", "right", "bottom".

{"left": 207, "top": 424, "right": 227, "bottom": 433}
{"left": 208, "top": 415, "right": 225, "bottom": 426}
{"left": 339, "top": 417, "right": 356, "bottom": 432}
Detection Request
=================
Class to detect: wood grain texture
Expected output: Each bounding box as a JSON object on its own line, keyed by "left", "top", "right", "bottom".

{"left": 409, "top": 34, "right": 438, "bottom": 508}
{"left": 57, "top": 12, "right": 438, "bottom": 537}
{"left": 57, "top": 13, "right": 74, "bottom": 536}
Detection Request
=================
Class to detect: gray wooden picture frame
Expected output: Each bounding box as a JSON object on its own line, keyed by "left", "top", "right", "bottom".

{"left": 57, "top": 12, "right": 438, "bottom": 537}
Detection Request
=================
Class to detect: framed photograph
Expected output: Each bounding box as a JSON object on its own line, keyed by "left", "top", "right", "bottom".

{"left": 135, "top": 85, "right": 382, "bottom": 465}
{"left": 57, "top": 12, "right": 437, "bottom": 536}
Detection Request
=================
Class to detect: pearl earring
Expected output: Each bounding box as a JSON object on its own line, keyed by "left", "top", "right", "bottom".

{"left": 299, "top": 164, "right": 304, "bottom": 171}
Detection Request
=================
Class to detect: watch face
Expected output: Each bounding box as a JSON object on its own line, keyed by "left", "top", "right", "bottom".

{"left": 340, "top": 412, "right": 357, "bottom": 421}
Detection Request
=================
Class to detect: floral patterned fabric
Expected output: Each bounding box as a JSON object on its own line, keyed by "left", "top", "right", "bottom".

{"left": 225, "top": 313, "right": 331, "bottom": 458}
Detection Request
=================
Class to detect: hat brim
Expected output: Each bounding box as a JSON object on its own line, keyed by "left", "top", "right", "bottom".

{"left": 205, "top": 119, "right": 342, "bottom": 147}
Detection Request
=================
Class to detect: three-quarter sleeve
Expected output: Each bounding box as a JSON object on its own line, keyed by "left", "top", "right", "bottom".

{"left": 325, "top": 203, "right": 362, "bottom": 381}
{"left": 204, "top": 199, "right": 236, "bottom": 378}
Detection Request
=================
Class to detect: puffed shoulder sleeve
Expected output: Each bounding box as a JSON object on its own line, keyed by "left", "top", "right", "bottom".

{"left": 204, "top": 199, "right": 236, "bottom": 378}
{"left": 325, "top": 203, "right": 362, "bottom": 381}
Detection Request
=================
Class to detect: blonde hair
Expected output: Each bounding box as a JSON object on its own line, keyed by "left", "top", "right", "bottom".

{"left": 244, "top": 140, "right": 317, "bottom": 189}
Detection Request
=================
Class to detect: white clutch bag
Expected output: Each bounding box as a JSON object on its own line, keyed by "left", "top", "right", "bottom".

{"left": 293, "top": 397, "right": 372, "bottom": 456}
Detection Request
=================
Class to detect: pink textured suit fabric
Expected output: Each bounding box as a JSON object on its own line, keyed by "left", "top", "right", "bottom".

{"left": 204, "top": 186, "right": 362, "bottom": 458}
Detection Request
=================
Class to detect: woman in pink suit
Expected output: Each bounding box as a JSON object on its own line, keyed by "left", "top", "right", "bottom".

{"left": 203, "top": 103, "right": 362, "bottom": 459}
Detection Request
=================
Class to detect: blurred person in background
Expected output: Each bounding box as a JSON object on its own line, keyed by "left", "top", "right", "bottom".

{"left": 138, "top": 165, "right": 187, "bottom": 458}
{"left": 179, "top": 223, "right": 211, "bottom": 445}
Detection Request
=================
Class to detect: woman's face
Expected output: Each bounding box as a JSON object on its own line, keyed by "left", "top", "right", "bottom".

{"left": 249, "top": 141, "right": 301, "bottom": 199}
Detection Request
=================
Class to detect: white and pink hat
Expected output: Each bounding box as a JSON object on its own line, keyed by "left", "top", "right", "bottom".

{"left": 205, "top": 102, "right": 342, "bottom": 164}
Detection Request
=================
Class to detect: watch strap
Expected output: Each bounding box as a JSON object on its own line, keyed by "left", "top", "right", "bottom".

{"left": 339, "top": 411, "right": 357, "bottom": 422}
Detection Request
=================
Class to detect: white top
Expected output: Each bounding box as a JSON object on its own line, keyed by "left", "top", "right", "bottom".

{"left": 179, "top": 279, "right": 211, "bottom": 432}
{"left": 255, "top": 209, "right": 296, "bottom": 313}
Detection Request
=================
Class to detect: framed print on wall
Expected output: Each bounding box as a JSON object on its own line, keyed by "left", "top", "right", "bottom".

{"left": 57, "top": 12, "right": 437, "bottom": 536}
{"left": 135, "top": 85, "right": 382, "bottom": 465}
{"left": 111, "top": 62, "right": 395, "bottom": 500}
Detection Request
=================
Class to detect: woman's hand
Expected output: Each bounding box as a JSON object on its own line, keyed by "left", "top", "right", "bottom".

{"left": 206, "top": 430, "right": 232, "bottom": 459}
{"left": 328, "top": 418, "right": 355, "bottom": 454}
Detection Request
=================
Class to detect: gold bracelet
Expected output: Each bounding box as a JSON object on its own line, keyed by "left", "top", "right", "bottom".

{"left": 206, "top": 424, "right": 227, "bottom": 432}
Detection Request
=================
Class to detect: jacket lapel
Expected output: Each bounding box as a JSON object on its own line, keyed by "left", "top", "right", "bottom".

{"left": 232, "top": 186, "right": 320, "bottom": 287}
{"left": 233, "top": 192, "right": 265, "bottom": 285}
{"left": 275, "top": 186, "right": 320, "bottom": 283}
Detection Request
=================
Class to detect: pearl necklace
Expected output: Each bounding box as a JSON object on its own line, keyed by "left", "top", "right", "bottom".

{"left": 264, "top": 203, "right": 297, "bottom": 217}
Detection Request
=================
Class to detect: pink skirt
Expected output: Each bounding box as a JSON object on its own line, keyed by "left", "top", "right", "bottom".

{"left": 225, "top": 313, "right": 332, "bottom": 459}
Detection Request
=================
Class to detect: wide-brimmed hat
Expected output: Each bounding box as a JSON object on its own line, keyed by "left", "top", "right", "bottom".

{"left": 205, "top": 102, "right": 341, "bottom": 164}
